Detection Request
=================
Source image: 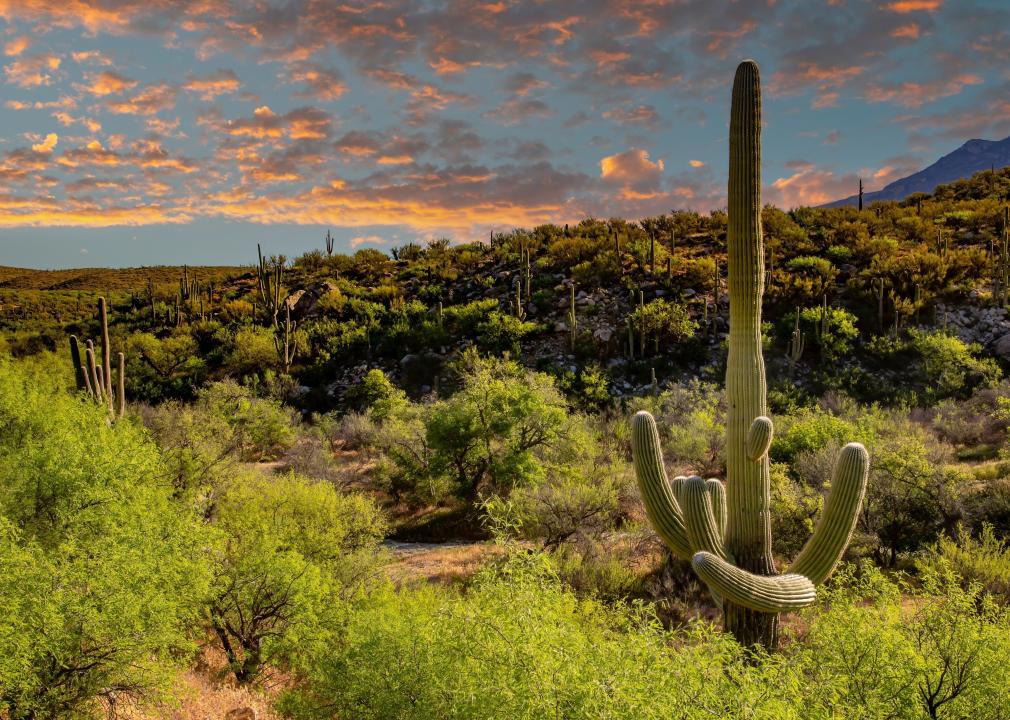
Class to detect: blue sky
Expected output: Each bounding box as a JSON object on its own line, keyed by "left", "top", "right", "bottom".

{"left": 0, "top": 0, "right": 1007, "bottom": 268}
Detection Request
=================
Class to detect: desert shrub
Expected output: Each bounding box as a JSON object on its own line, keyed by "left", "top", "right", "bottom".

{"left": 859, "top": 424, "right": 963, "bottom": 566}
{"left": 780, "top": 255, "right": 839, "bottom": 304}
{"left": 284, "top": 551, "right": 1010, "bottom": 720}
{"left": 197, "top": 380, "right": 299, "bottom": 461}
{"left": 367, "top": 352, "right": 593, "bottom": 507}
{"left": 933, "top": 381, "right": 1010, "bottom": 449}
{"left": 628, "top": 299, "right": 696, "bottom": 352}
{"left": 794, "top": 564, "right": 1010, "bottom": 719}
{"left": 908, "top": 329, "right": 1000, "bottom": 402}
{"left": 487, "top": 455, "right": 629, "bottom": 548}
{"left": 126, "top": 331, "right": 208, "bottom": 402}
{"left": 207, "top": 471, "right": 385, "bottom": 685}
{"left": 555, "top": 363, "right": 613, "bottom": 413}
{"left": 476, "top": 310, "right": 538, "bottom": 356}
{"left": 630, "top": 380, "right": 726, "bottom": 476}
{"left": 0, "top": 359, "right": 210, "bottom": 719}
{"left": 442, "top": 298, "right": 497, "bottom": 338}
{"left": 792, "top": 304, "right": 859, "bottom": 360}
{"left": 770, "top": 461, "right": 820, "bottom": 559}
{"left": 279, "top": 551, "right": 787, "bottom": 720}
{"left": 770, "top": 407, "right": 871, "bottom": 465}
{"left": 224, "top": 325, "right": 278, "bottom": 377}
{"left": 919, "top": 524, "right": 1010, "bottom": 605}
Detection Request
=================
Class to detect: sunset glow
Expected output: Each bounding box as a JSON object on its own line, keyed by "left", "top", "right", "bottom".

{"left": 0, "top": 0, "right": 1006, "bottom": 265}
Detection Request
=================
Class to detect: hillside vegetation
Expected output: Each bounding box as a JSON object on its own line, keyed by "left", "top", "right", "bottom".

{"left": 7, "top": 94, "right": 1010, "bottom": 718}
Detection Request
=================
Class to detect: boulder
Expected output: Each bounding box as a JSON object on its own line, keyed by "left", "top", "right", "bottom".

{"left": 993, "top": 333, "right": 1010, "bottom": 361}
{"left": 285, "top": 281, "right": 337, "bottom": 320}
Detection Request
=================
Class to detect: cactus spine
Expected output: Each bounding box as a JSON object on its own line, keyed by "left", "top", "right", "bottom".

{"left": 631, "top": 60, "right": 869, "bottom": 650}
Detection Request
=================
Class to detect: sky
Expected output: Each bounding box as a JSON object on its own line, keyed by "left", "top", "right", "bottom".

{"left": 0, "top": 0, "right": 1008, "bottom": 268}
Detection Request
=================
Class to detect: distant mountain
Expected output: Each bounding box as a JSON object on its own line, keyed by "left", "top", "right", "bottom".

{"left": 823, "top": 135, "right": 1010, "bottom": 208}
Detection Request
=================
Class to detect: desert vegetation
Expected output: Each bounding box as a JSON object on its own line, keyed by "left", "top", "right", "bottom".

{"left": 6, "top": 60, "right": 1010, "bottom": 719}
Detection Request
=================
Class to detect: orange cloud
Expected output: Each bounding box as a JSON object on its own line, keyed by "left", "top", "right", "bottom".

{"left": 84, "top": 70, "right": 138, "bottom": 96}
{"left": 765, "top": 163, "right": 859, "bottom": 207}
{"left": 600, "top": 148, "right": 664, "bottom": 182}
{"left": 4, "top": 53, "right": 61, "bottom": 87}
{"left": 689, "top": 160, "right": 705, "bottom": 168}
{"left": 883, "top": 0, "right": 943, "bottom": 12}
{"left": 891, "top": 22, "right": 921, "bottom": 38}
{"left": 31, "top": 133, "right": 58, "bottom": 153}
{"left": 183, "top": 69, "right": 241, "bottom": 100}
{"left": 4, "top": 36, "right": 30, "bottom": 57}
{"left": 288, "top": 61, "right": 345, "bottom": 100}
{"left": 106, "top": 83, "right": 176, "bottom": 115}
{"left": 864, "top": 74, "right": 982, "bottom": 107}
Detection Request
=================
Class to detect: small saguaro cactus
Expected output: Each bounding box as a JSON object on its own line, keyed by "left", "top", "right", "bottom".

{"left": 631, "top": 60, "right": 869, "bottom": 650}
{"left": 69, "top": 297, "right": 126, "bottom": 420}
{"left": 786, "top": 308, "right": 803, "bottom": 378}
{"left": 513, "top": 284, "right": 526, "bottom": 321}
{"left": 567, "top": 284, "right": 577, "bottom": 351}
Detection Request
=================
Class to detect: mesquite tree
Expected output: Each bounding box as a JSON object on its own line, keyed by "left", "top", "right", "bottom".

{"left": 631, "top": 60, "right": 870, "bottom": 650}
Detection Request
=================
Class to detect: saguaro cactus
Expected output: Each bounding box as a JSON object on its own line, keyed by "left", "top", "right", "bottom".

{"left": 70, "top": 297, "right": 127, "bottom": 420}
{"left": 631, "top": 60, "right": 869, "bottom": 650}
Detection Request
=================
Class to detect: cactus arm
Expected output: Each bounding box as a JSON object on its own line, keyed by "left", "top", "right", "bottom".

{"left": 692, "top": 552, "right": 816, "bottom": 613}
{"left": 116, "top": 352, "right": 126, "bottom": 419}
{"left": 98, "top": 297, "right": 113, "bottom": 399}
{"left": 788, "top": 443, "right": 870, "bottom": 585}
{"left": 745, "top": 416, "right": 774, "bottom": 461}
{"left": 682, "top": 476, "right": 727, "bottom": 559}
{"left": 69, "top": 336, "right": 86, "bottom": 391}
{"left": 631, "top": 411, "right": 692, "bottom": 560}
{"left": 670, "top": 475, "right": 687, "bottom": 506}
{"left": 80, "top": 362, "right": 94, "bottom": 396}
{"left": 706, "top": 478, "right": 727, "bottom": 540}
{"left": 85, "top": 347, "right": 102, "bottom": 402}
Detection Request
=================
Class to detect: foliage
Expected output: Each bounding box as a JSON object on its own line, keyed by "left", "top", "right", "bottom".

{"left": 207, "top": 471, "right": 385, "bottom": 684}
{"left": 0, "top": 359, "right": 210, "bottom": 720}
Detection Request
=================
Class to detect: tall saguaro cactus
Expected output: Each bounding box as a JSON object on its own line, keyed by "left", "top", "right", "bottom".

{"left": 631, "top": 60, "right": 869, "bottom": 650}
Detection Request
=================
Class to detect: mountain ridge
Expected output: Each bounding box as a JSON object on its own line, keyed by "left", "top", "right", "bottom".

{"left": 824, "top": 134, "right": 1010, "bottom": 207}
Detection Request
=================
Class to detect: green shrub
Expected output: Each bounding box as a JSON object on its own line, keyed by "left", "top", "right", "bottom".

{"left": 208, "top": 471, "right": 385, "bottom": 684}
{"left": 0, "top": 360, "right": 210, "bottom": 719}
{"left": 920, "top": 524, "right": 1010, "bottom": 605}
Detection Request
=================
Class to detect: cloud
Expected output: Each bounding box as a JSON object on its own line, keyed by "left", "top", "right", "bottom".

{"left": 483, "top": 97, "right": 553, "bottom": 125}
{"left": 765, "top": 162, "right": 858, "bottom": 208}
{"left": 31, "top": 133, "right": 58, "bottom": 153}
{"left": 287, "top": 61, "right": 346, "bottom": 100}
{"left": 4, "top": 36, "right": 31, "bottom": 56}
{"left": 83, "top": 70, "right": 138, "bottom": 96}
{"left": 864, "top": 74, "right": 982, "bottom": 107}
{"left": 688, "top": 159, "right": 705, "bottom": 168}
{"left": 600, "top": 148, "right": 665, "bottom": 198}
{"left": 106, "top": 82, "right": 177, "bottom": 115}
{"left": 883, "top": 0, "right": 943, "bottom": 12}
{"left": 602, "top": 105, "right": 660, "bottom": 129}
{"left": 183, "top": 69, "right": 241, "bottom": 100}
{"left": 4, "top": 53, "right": 61, "bottom": 87}
{"left": 350, "top": 234, "right": 386, "bottom": 247}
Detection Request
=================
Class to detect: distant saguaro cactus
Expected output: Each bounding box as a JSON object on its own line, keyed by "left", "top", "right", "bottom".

{"left": 69, "top": 297, "right": 127, "bottom": 420}
{"left": 631, "top": 60, "right": 869, "bottom": 650}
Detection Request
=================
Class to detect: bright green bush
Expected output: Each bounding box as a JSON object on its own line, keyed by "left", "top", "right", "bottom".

{"left": 197, "top": 380, "right": 299, "bottom": 461}
{"left": 0, "top": 360, "right": 210, "bottom": 719}
{"left": 208, "top": 471, "right": 386, "bottom": 684}
{"left": 283, "top": 550, "right": 1010, "bottom": 720}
